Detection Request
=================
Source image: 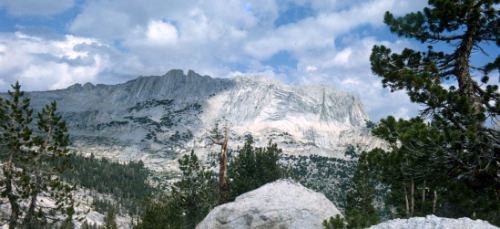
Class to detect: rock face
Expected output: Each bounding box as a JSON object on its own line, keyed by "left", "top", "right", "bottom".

{"left": 196, "top": 179, "right": 341, "bottom": 229}
{"left": 25, "top": 69, "right": 383, "bottom": 171}
{"left": 368, "top": 215, "right": 499, "bottom": 229}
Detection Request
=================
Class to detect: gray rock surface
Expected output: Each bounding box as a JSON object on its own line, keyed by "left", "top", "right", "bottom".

{"left": 368, "top": 215, "right": 498, "bottom": 229}
{"left": 197, "top": 179, "right": 342, "bottom": 229}
{"left": 24, "top": 69, "right": 383, "bottom": 171}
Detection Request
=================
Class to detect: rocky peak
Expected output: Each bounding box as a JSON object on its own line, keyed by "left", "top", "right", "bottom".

{"left": 24, "top": 70, "right": 383, "bottom": 170}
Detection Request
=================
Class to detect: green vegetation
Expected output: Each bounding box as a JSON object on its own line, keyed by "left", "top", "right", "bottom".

{"left": 103, "top": 207, "right": 119, "bottom": 229}
{"left": 0, "top": 82, "right": 75, "bottom": 228}
{"left": 135, "top": 151, "right": 218, "bottom": 229}
{"left": 228, "top": 136, "right": 284, "bottom": 200}
{"left": 56, "top": 154, "right": 154, "bottom": 215}
{"left": 323, "top": 215, "right": 346, "bottom": 229}
{"left": 136, "top": 137, "right": 286, "bottom": 228}
{"left": 343, "top": 0, "right": 500, "bottom": 227}
{"left": 344, "top": 152, "right": 379, "bottom": 228}
{"left": 127, "top": 99, "right": 174, "bottom": 112}
{"left": 284, "top": 152, "right": 356, "bottom": 210}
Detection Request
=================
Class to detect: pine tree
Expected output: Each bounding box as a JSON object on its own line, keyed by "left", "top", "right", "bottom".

{"left": 173, "top": 150, "right": 217, "bottom": 228}
{"left": 207, "top": 122, "right": 229, "bottom": 204}
{"left": 135, "top": 193, "right": 183, "bottom": 229}
{"left": 24, "top": 101, "right": 75, "bottom": 227}
{"left": 228, "top": 136, "right": 284, "bottom": 199}
{"left": 370, "top": 0, "right": 499, "bottom": 189}
{"left": 0, "top": 82, "right": 75, "bottom": 228}
{"left": 367, "top": 118, "right": 447, "bottom": 218}
{"left": 344, "top": 152, "right": 379, "bottom": 228}
{"left": 103, "top": 207, "right": 118, "bottom": 229}
{"left": 0, "top": 81, "right": 33, "bottom": 228}
{"left": 368, "top": 0, "right": 499, "bottom": 224}
{"left": 136, "top": 151, "right": 218, "bottom": 228}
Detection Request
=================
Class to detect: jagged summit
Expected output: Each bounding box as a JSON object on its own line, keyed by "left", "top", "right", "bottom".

{"left": 26, "top": 70, "right": 382, "bottom": 171}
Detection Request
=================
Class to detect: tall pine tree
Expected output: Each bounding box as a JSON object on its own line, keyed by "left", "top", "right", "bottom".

{"left": 344, "top": 152, "right": 379, "bottom": 228}
{"left": 228, "top": 136, "right": 284, "bottom": 200}
{"left": 368, "top": 0, "right": 499, "bottom": 225}
{"left": 0, "top": 82, "right": 75, "bottom": 228}
{"left": 370, "top": 0, "right": 499, "bottom": 188}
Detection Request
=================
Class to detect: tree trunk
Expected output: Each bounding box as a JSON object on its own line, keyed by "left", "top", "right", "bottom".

{"left": 218, "top": 128, "right": 229, "bottom": 204}
{"left": 455, "top": 11, "right": 481, "bottom": 113}
{"left": 432, "top": 189, "right": 438, "bottom": 214}
{"left": 24, "top": 174, "right": 41, "bottom": 225}
{"left": 410, "top": 179, "right": 415, "bottom": 216}
{"left": 25, "top": 125, "right": 51, "bottom": 225}
{"left": 421, "top": 180, "right": 426, "bottom": 212}
{"left": 4, "top": 153, "right": 19, "bottom": 229}
{"left": 404, "top": 184, "right": 410, "bottom": 217}
{"left": 6, "top": 173, "right": 19, "bottom": 229}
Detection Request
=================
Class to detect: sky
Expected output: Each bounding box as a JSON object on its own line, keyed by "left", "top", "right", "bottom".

{"left": 0, "top": 0, "right": 496, "bottom": 121}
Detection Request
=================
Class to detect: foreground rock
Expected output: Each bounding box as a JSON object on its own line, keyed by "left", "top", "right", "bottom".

{"left": 197, "top": 179, "right": 341, "bottom": 229}
{"left": 368, "top": 215, "right": 498, "bottom": 229}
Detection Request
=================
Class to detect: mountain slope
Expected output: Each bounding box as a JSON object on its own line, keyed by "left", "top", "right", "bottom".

{"left": 27, "top": 70, "right": 382, "bottom": 171}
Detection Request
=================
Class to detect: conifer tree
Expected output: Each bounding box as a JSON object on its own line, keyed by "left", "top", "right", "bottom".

{"left": 344, "top": 152, "right": 379, "bottom": 228}
{"left": 370, "top": 0, "right": 499, "bottom": 188}
{"left": 24, "top": 101, "right": 75, "bottom": 227}
{"left": 0, "top": 81, "right": 33, "bottom": 228}
{"left": 103, "top": 207, "right": 118, "bottom": 229}
{"left": 228, "top": 136, "right": 284, "bottom": 199}
{"left": 368, "top": 0, "right": 499, "bottom": 224}
{"left": 0, "top": 82, "right": 75, "bottom": 228}
{"left": 172, "top": 150, "right": 217, "bottom": 228}
{"left": 207, "top": 122, "right": 229, "bottom": 204}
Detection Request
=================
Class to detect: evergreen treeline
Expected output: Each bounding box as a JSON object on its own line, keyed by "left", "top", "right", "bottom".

{"left": 284, "top": 148, "right": 357, "bottom": 210}
{"left": 228, "top": 136, "right": 284, "bottom": 200}
{"left": 54, "top": 154, "right": 154, "bottom": 215}
{"left": 135, "top": 136, "right": 286, "bottom": 228}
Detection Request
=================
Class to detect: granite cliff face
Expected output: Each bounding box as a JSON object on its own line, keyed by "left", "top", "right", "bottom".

{"left": 27, "top": 69, "right": 382, "bottom": 171}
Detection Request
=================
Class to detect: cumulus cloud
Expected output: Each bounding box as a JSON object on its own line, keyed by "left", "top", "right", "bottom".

{"left": 0, "top": 0, "right": 430, "bottom": 119}
{"left": 0, "top": 32, "right": 147, "bottom": 91}
{"left": 285, "top": 36, "right": 420, "bottom": 120}
{"left": 146, "top": 20, "right": 178, "bottom": 45}
{"left": 0, "top": 0, "right": 74, "bottom": 16}
{"left": 0, "top": 33, "right": 102, "bottom": 90}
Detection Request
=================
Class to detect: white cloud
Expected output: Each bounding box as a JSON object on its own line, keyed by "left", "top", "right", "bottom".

{"left": 331, "top": 48, "right": 352, "bottom": 66}
{"left": 125, "top": 20, "right": 179, "bottom": 47}
{"left": 0, "top": 0, "right": 74, "bottom": 16}
{"left": 243, "top": 0, "right": 405, "bottom": 59}
{"left": 146, "top": 20, "right": 178, "bottom": 45}
{"left": 305, "top": 65, "right": 317, "bottom": 72}
{"left": 0, "top": 32, "right": 139, "bottom": 91}
{"left": 284, "top": 36, "right": 420, "bottom": 121}
{"left": 0, "top": 0, "right": 429, "bottom": 119}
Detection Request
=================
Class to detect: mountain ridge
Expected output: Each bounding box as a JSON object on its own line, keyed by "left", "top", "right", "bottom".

{"left": 24, "top": 69, "right": 383, "bottom": 171}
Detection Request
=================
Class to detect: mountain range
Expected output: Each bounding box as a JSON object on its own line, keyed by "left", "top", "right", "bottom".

{"left": 27, "top": 69, "right": 382, "bottom": 171}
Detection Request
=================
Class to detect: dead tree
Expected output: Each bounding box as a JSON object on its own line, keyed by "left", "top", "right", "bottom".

{"left": 208, "top": 123, "right": 230, "bottom": 204}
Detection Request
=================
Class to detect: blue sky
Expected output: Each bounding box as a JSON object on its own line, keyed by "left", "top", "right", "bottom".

{"left": 0, "top": 0, "right": 497, "bottom": 121}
